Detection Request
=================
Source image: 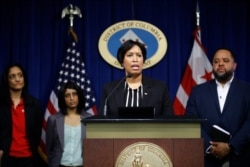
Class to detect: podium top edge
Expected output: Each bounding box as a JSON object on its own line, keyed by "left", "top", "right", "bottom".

{"left": 81, "top": 115, "right": 206, "bottom": 124}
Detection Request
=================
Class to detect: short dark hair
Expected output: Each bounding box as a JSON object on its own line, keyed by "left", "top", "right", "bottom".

{"left": 214, "top": 48, "right": 237, "bottom": 62}
{"left": 58, "top": 81, "right": 85, "bottom": 115}
{"left": 116, "top": 40, "right": 147, "bottom": 66}
{"left": 0, "top": 63, "right": 28, "bottom": 99}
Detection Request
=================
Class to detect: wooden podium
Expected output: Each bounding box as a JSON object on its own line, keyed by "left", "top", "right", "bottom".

{"left": 82, "top": 115, "right": 205, "bottom": 167}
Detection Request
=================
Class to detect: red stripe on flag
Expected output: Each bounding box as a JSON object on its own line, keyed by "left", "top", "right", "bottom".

{"left": 47, "top": 100, "right": 57, "bottom": 115}
{"left": 173, "top": 27, "right": 213, "bottom": 115}
{"left": 181, "top": 65, "right": 196, "bottom": 95}
{"left": 91, "top": 105, "right": 98, "bottom": 115}
{"left": 173, "top": 65, "right": 196, "bottom": 115}
{"left": 173, "top": 97, "right": 186, "bottom": 115}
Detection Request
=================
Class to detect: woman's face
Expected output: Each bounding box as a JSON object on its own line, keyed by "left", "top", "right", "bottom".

{"left": 8, "top": 66, "right": 25, "bottom": 91}
{"left": 64, "top": 88, "right": 79, "bottom": 110}
{"left": 122, "top": 45, "right": 144, "bottom": 76}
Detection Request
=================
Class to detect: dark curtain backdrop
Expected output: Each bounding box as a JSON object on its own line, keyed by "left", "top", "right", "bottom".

{"left": 0, "top": 0, "right": 250, "bottom": 112}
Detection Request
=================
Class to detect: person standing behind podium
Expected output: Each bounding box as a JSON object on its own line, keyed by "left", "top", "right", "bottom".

{"left": 0, "top": 63, "right": 43, "bottom": 167}
{"left": 99, "top": 39, "right": 173, "bottom": 116}
{"left": 185, "top": 48, "right": 250, "bottom": 167}
{"left": 46, "top": 81, "right": 91, "bottom": 167}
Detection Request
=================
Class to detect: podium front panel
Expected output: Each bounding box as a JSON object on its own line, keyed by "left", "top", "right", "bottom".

{"left": 86, "top": 122, "right": 200, "bottom": 138}
{"left": 84, "top": 138, "right": 204, "bottom": 167}
{"left": 83, "top": 116, "right": 205, "bottom": 166}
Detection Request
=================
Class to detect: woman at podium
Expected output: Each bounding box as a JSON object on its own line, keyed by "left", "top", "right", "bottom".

{"left": 99, "top": 40, "right": 173, "bottom": 117}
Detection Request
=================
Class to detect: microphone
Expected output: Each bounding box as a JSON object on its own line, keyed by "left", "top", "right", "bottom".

{"left": 103, "top": 73, "right": 132, "bottom": 116}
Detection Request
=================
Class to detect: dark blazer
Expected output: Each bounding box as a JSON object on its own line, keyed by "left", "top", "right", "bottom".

{"left": 185, "top": 78, "right": 250, "bottom": 167}
{"left": 99, "top": 76, "right": 173, "bottom": 116}
{"left": 0, "top": 94, "right": 43, "bottom": 167}
{"left": 46, "top": 112, "right": 91, "bottom": 167}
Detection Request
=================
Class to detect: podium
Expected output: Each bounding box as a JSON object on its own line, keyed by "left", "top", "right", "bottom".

{"left": 82, "top": 115, "right": 205, "bottom": 167}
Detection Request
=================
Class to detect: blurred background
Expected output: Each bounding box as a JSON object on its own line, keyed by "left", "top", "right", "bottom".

{"left": 0, "top": 0, "right": 249, "bottom": 117}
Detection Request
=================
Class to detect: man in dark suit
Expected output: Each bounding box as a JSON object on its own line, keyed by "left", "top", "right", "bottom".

{"left": 185, "top": 48, "right": 250, "bottom": 167}
{"left": 99, "top": 40, "right": 173, "bottom": 116}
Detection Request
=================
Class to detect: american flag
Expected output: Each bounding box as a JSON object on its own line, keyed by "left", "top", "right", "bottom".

{"left": 38, "top": 41, "right": 97, "bottom": 161}
{"left": 173, "top": 27, "right": 213, "bottom": 115}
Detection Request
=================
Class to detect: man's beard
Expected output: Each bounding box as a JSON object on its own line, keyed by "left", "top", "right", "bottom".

{"left": 213, "top": 70, "right": 233, "bottom": 84}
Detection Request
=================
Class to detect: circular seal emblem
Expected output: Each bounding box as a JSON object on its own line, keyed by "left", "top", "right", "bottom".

{"left": 115, "top": 142, "right": 173, "bottom": 167}
{"left": 98, "top": 20, "right": 168, "bottom": 69}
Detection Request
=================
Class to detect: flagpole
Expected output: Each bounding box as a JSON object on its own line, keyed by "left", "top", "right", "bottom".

{"left": 196, "top": 1, "right": 200, "bottom": 27}
{"left": 39, "top": 4, "right": 97, "bottom": 163}
{"left": 61, "top": 4, "right": 82, "bottom": 42}
{"left": 173, "top": 0, "right": 213, "bottom": 115}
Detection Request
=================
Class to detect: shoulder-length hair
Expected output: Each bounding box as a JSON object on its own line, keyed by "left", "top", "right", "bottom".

{"left": 57, "top": 81, "right": 85, "bottom": 115}
{"left": 0, "top": 63, "right": 28, "bottom": 104}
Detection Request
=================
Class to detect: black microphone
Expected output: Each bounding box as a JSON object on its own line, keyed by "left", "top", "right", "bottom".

{"left": 103, "top": 73, "right": 132, "bottom": 116}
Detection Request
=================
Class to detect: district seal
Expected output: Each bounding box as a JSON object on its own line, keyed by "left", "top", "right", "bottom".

{"left": 115, "top": 142, "right": 173, "bottom": 167}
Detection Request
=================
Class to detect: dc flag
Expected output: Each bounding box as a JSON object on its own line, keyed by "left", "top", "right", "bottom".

{"left": 38, "top": 41, "right": 97, "bottom": 161}
{"left": 173, "top": 27, "right": 213, "bottom": 115}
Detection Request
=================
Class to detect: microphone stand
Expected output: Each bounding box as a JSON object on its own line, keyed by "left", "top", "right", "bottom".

{"left": 103, "top": 73, "right": 132, "bottom": 116}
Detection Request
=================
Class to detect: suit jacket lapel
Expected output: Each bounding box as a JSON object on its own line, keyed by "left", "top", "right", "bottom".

{"left": 114, "top": 81, "right": 125, "bottom": 108}
{"left": 24, "top": 97, "right": 32, "bottom": 129}
{"left": 141, "top": 77, "right": 152, "bottom": 106}
{"left": 56, "top": 115, "right": 64, "bottom": 147}
{"left": 222, "top": 78, "right": 236, "bottom": 113}
{"left": 209, "top": 80, "right": 221, "bottom": 114}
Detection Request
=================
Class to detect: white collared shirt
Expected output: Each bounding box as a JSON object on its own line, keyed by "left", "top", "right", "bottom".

{"left": 216, "top": 77, "right": 234, "bottom": 113}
